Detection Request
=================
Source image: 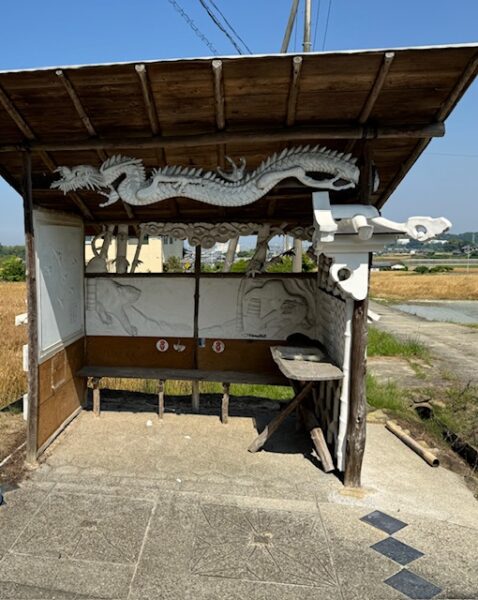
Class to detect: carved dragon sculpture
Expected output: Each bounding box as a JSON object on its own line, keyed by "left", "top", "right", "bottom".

{"left": 51, "top": 145, "right": 362, "bottom": 207}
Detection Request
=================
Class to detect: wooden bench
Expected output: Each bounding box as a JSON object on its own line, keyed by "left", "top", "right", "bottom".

{"left": 77, "top": 366, "right": 288, "bottom": 423}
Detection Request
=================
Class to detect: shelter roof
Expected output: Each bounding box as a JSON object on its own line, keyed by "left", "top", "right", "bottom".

{"left": 0, "top": 43, "right": 477, "bottom": 227}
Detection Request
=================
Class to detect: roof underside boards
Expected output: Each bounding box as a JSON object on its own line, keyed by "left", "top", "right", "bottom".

{"left": 0, "top": 44, "right": 476, "bottom": 228}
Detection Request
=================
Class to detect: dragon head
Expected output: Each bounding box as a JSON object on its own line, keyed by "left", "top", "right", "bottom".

{"left": 51, "top": 165, "right": 104, "bottom": 194}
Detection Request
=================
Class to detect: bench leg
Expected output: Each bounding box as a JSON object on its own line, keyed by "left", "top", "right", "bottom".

{"left": 92, "top": 377, "right": 101, "bottom": 417}
{"left": 192, "top": 380, "right": 200, "bottom": 413}
{"left": 221, "top": 382, "right": 230, "bottom": 424}
{"left": 158, "top": 379, "right": 165, "bottom": 419}
{"left": 248, "top": 382, "right": 313, "bottom": 453}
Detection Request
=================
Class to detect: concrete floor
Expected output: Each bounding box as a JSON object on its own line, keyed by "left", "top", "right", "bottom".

{"left": 1, "top": 399, "right": 477, "bottom": 599}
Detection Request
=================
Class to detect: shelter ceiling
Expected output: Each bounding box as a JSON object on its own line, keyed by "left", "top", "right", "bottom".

{"left": 0, "top": 45, "right": 476, "bottom": 226}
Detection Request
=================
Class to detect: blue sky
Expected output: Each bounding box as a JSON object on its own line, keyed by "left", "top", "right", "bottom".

{"left": 0, "top": 0, "right": 477, "bottom": 244}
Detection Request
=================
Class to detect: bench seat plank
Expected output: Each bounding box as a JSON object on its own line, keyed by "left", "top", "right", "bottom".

{"left": 77, "top": 366, "right": 288, "bottom": 386}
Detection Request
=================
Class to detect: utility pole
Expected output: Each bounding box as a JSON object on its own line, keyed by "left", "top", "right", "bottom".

{"left": 292, "top": 0, "right": 313, "bottom": 272}
{"left": 281, "top": 0, "right": 300, "bottom": 52}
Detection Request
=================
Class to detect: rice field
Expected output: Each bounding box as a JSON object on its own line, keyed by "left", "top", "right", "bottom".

{"left": 370, "top": 271, "right": 478, "bottom": 301}
{"left": 0, "top": 283, "right": 27, "bottom": 408}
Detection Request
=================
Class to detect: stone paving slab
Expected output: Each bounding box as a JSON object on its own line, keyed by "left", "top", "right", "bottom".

{"left": 1, "top": 410, "right": 477, "bottom": 599}
{"left": 0, "top": 554, "right": 134, "bottom": 599}
{"left": 11, "top": 491, "right": 154, "bottom": 564}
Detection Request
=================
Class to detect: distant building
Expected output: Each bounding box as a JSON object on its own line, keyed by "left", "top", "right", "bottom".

{"left": 85, "top": 235, "right": 183, "bottom": 272}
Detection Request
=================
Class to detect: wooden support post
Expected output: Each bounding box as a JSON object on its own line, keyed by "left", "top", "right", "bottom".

{"left": 191, "top": 380, "right": 200, "bottom": 413}
{"left": 158, "top": 379, "right": 165, "bottom": 419}
{"left": 344, "top": 297, "right": 369, "bottom": 487}
{"left": 23, "top": 151, "right": 39, "bottom": 465}
{"left": 248, "top": 382, "right": 313, "bottom": 453}
{"left": 221, "top": 382, "right": 230, "bottom": 424}
{"left": 92, "top": 377, "right": 101, "bottom": 417}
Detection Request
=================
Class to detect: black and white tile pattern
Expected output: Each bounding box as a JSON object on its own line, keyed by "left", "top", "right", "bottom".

{"left": 361, "top": 510, "right": 442, "bottom": 599}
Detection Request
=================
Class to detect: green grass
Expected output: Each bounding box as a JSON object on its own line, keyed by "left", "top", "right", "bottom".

{"left": 366, "top": 373, "right": 408, "bottom": 413}
{"left": 103, "top": 378, "right": 293, "bottom": 402}
{"left": 433, "top": 382, "right": 478, "bottom": 446}
{"left": 368, "top": 327, "right": 430, "bottom": 360}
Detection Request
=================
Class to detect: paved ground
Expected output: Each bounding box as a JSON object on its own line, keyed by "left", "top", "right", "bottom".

{"left": 369, "top": 301, "right": 478, "bottom": 384}
{"left": 1, "top": 397, "right": 477, "bottom": 599}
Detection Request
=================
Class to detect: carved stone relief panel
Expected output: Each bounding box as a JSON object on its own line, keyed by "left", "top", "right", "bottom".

{"left": 85, "top": 277, "right": 195, "bottom": 337}
{"left": 198, "top": 276, "right": 318, "bottom": 341}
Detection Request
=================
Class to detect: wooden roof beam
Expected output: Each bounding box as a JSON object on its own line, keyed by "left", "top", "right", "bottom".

{"left": 346, "top": 51, "right": 395, "bottom": 153}
{"left": 286, "top": 56, "right": 303, "bottom": 127}
{"left": 0, "top": 122, "right": 444, "bottom": 154}
{"left": 56, "top": 69, "right": 135, "bottom": 220}
{"left": 377, "top": 53, "right": 478, "bottom": 208}
{"left": 0, "top": 82, "right": 95, "bottom": 222}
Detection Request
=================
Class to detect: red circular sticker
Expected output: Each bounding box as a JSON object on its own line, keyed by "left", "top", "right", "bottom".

{"left": 212, "top": 340, "right": 225, "bottom": 354}
{"left": 156, "top": 339, "right": 169, "bottom": 352}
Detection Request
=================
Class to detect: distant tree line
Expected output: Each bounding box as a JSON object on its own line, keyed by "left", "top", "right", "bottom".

{"left": 0, "top": 244, "right": 26, "bottom": 281}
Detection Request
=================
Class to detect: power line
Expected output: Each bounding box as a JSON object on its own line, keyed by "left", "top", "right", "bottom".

{"left": 167, "top": 0, "right": 218, "bottom": 55}
{"left": 198, "top": 0, "right": 245, "bottom": 54}
{"left": 207, "top": 0, "right": 252, "bottom": 53}
{"left": 321, "top": 0, "right": 332, "bottom": 50}
{"left": 313, "top": 0, "right": 322, "bottom": 51}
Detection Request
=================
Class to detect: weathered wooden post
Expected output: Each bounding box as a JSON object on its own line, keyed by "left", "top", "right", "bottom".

{"left": 344, "top": 287, "right": 369, "bottom": 486}
{"left": 22, "top": 151, "right": 39, "bottom": 465}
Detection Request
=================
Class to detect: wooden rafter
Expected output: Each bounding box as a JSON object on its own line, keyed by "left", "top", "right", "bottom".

{"left": 377, "top": 53, "right": 478, "bottom": 208}
{"left": 0, "top": 82, "right": 94, "bottom": 220}
{"left": 212, "top": 59, "right": 226, "bottom": 170}
{"left": 56, "top": 69, "right": 134, "bottom": 220}
{"left": 135, "top": 63, "right": 166, "bottom": 165}
{"left": 286, "top": 56, "right": 303, "bottom": 127}
{"left": 346, "top": 52, "right": 395, "bottom": 154}
{"left": 135, "top": 63, "right": 174, "bottom": 218}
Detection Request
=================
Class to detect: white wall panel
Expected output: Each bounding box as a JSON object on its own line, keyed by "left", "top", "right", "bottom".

{"left": 34, "top": 210, "right": 84, "bottom": 362}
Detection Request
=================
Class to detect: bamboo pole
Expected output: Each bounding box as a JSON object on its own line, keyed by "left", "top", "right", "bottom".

{"left": 386, "top": 420, "right": 439, "bottom": 467}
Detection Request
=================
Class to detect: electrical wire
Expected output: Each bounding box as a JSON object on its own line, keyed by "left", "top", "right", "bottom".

{"left": 321, "top": 0, "right": 332, "bottom": 50}
{"left": 198, "top": 0, "right": 244, "bottom": 54}
{"left": 313, "top": 0, "right": 322, "bottom": 51}
{"left": 167, "top": 0, "right": 218, "bottom": 55}
{"left": 207, "top": 0, "right": 252, "bottom": 53}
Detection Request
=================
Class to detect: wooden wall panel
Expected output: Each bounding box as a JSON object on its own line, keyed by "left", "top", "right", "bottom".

{"left": 198, "top": 339, "right": 286, "bottom": 375}
{"left": 85, "top": 337, "right": 286, "bottom": 377}
{"left": 37, "top": 338, "right": 85, "bottom": 450}
{"left": 86, "top": 336, "right": 195, "bottom": 369}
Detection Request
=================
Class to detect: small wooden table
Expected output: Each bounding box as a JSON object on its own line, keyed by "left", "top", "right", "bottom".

{"left": 247, "top": 346, "right": 343, "bottom": 473}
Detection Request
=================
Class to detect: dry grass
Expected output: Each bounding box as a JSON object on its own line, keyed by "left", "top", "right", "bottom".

{"left": 371, "top": 271, "right": 478, "bottom": 300}
{"left": 0, "top": 283, "right": 27, "bottom": 408}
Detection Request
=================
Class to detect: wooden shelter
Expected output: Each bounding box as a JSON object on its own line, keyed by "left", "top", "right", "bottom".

{"left": 1, "top": 44, "right": 476, "bottom": 486}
